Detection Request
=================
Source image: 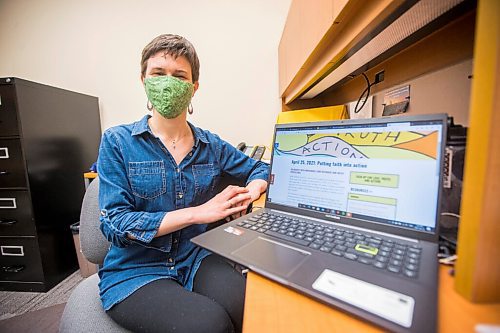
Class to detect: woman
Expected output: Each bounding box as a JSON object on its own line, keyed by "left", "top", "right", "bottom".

{"left": 97, "top": 34, "right": 269, "bottom": 333}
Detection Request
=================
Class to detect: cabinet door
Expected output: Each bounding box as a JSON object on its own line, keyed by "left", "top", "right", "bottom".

{"left": 279, "top": 0, "right": 348, "bottom": 96}
{"left": 0, "top": 84, "right": 20, "bottom": 137}
{"left": 0, "top": 138, "right": 27, "bottom": 188}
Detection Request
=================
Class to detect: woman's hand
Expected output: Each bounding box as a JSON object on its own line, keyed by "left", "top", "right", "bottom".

{"left": 156, "top": 181, "right": 267, "bottom": 237}
{"left": 231, "top": 179, "right": 268, "bottom": 219}
{"left": 194, "top": 185, "right": 251, "bottom": 224}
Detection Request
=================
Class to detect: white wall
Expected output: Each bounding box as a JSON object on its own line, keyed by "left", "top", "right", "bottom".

{"left": 0, "top": 0, "right": 291, "bottom": 146}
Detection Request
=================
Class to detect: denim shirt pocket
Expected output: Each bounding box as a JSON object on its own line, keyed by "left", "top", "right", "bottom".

{"left": 129, "top": 161, "right": 166, "bottom": 199}
{"left": 192, "top": 163, "right": 218, "bottom": 199}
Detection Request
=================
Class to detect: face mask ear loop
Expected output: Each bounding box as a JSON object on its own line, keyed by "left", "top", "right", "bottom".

{"left": 188, "top": 103, "right": 194, "bottom": 115}
{"left": 147, "top": 100, "right": 153, "bottom": 111}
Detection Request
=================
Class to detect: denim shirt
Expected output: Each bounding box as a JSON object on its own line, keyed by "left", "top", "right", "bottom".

{"left": 97, "top": 115, "right": 269, "bottom": 310}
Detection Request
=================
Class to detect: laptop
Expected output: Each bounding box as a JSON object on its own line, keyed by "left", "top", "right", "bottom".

{"left": 192, "top": 113, "right": 446, "bottom": 333}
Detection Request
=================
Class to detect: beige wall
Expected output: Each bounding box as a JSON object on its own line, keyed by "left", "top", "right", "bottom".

{"left": 0, "top": 0, "right": 291, "bottom": 146}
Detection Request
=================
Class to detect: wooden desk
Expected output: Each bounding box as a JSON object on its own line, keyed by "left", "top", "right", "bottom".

{"left": 243, "top": 265, "right": 500, "bottom": 333}
{"left": 83, "top": 172, "right": 97, "bottom": 189}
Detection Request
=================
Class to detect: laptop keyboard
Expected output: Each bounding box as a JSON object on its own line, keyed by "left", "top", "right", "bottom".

{"left": 237, "top": 212, "right": 422, "bottom": 279}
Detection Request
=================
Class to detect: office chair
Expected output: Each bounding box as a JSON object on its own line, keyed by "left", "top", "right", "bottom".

{"left": 59, "top": 179, "right": 130, "bottom": 333}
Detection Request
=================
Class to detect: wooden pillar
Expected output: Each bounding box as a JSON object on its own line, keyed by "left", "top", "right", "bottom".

{"left": 454, "top": 0, "right": 500, "bottom": 302}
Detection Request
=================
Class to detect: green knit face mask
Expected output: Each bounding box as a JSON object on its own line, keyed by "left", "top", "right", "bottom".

{"left": 144, "top": 75, "right": 194, "bottom": 119}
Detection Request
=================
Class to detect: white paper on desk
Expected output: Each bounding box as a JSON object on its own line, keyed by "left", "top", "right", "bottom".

{"left": 476, "top": 324, "right": 500, "bottom": 333}
{"left": 348, "top": 95, "right": 373, "bottom": 119}
{"left": 312, "top": 269, "right": 415, "bottom": 328}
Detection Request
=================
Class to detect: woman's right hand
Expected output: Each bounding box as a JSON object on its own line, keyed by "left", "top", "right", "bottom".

{"left": 194, "top": 185, "right": 251, "bottom": 224}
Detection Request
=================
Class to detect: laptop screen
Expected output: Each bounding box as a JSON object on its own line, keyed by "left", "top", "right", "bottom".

{"left": 266, "top": 117, "right": 445, "bottom": 234}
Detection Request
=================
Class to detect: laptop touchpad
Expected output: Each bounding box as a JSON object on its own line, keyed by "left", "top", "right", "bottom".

{"left": 232, "top": 237, "right": 310, "bottom": 277}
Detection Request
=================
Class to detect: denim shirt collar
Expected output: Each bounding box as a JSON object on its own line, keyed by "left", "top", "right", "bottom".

{"left": 131, "top": 115, "right": 209, "bottom": 147}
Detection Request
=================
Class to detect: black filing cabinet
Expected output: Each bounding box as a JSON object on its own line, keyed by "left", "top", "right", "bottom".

{"left": 0, "top": 77, "right": 101, "bottom": 291}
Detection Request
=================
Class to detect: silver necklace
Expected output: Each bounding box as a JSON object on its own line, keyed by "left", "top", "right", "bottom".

{"left": 171, "top": 138, "right": 181, "bottom": 150}
{"left": 170, "top": 133, "right": 188, "bottom": 150}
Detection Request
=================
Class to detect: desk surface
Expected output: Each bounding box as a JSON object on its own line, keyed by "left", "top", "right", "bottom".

{"left": 243, "top": 265, "right": 500, "bottom": 333}
{"left": 244, "top": 197, "right": 500, "bottom": 332}
{"left": 83, "top": 172, "right": 97, "bottom": 179}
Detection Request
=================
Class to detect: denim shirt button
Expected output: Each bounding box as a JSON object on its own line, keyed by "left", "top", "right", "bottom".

{"left": 173, "top": 238, "right": 178, "bottom": 244}
{"left": 176, "top": 168, "right": 180, "bottom": 173}
{"left": 170, "top": 266, "right": 175, "bottom": 270}
{"left": 168, "top": 258, "right": 173, "bottom": 263}
{"left": 178, "top": 193, "right": 183, "bottom": 199}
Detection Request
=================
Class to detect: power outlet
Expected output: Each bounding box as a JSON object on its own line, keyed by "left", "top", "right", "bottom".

{"left": 374, "top": 70, "right": 385, "bottom": 84}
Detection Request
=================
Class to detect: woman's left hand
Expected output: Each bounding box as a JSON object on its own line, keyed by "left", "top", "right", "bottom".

{"left": 230, "top": 179, "right": 268, "bottom": 220}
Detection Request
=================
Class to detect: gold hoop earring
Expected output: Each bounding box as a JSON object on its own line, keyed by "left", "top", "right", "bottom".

{"left": 147, "top": 100, "right": 153, "bottom": 111}
{"left": 188, "top": 103, "right": 194, "bottom": 115}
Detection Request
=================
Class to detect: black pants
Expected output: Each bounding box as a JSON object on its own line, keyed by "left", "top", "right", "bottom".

{"left": 107, "top": 255, "right": 246, "bottom": 333}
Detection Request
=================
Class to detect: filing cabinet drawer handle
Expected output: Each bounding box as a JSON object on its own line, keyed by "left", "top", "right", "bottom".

{"left": 0, "top": 170, "right": 9, "bottom": 176}
{"left": 0, "top": 147, "right": 9, "bottom": 159}
{"left": 0, "top": 198, "right": 17, "bottom": 209}
{"left": 1, "top": 245, "right": 24, "bottom": 256}
{"left": 0, "top": 218, "right": 17, "bottom": 225}
{"left": 2, "top": 265, "right": 25, "bottom": 273}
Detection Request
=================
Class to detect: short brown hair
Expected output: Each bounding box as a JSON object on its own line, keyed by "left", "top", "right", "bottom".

{"left": 140, "top": 34, "right": 200, "bottom": 82}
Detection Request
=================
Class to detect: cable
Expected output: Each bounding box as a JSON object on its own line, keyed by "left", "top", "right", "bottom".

{"left": 353, "top": 73, "right": 373, "bottom": 114}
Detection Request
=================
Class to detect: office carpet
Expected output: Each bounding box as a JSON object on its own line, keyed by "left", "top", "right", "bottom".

{"left": 0, "top": 270, "right": 83, "bottom": 321}
{"left": 0, "top": 303, "right": 66, "bottom": 333}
